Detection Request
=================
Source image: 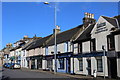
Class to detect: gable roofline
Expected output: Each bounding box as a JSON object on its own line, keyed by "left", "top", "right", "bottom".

{"left": 72, "top": 24, "right": 91, "bottom": 42}
{"left": 101, "top": 16, "right": 118, "bottom": 28}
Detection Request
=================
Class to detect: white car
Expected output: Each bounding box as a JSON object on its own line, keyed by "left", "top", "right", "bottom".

{"left": 14, "top": 63, "right": 21, "bottom": 69}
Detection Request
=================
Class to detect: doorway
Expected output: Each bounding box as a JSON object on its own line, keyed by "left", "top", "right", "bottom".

{"left": 66, "top": 58, "right": 71, "bottom": 73}
{"left": 108, "top": 57, "right": 117, "bottom": 78}
{"left": 87, "top": 59, "right": 91, "bottom": 75}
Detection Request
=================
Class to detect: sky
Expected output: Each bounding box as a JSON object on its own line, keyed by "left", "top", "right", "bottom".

{"left": 1, "top": 2, "right": 119, "bottom": 49}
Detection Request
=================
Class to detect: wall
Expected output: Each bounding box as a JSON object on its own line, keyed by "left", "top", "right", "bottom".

{"left": 117, "top": 58, "right": 120, "bottom": 77}
{"left": 91, "top": 16, "right": 115, "bottom": 51}
{"left": 91, "top": 56, "right": 108, "bottom": 77}
{"left": 34, "top": 48, "right": 40, "bottom": 56}
{"left": 73, "top": 43, "right": 78, "bottom": 54}
{"left": 115, "top": 35, "right": 120, "bottom": 52}
{"left": 74, "top": 58, "right": 87, "bottom": 75}
{"left": 82, "top": 41, "right": 90, "bottom": 53}
{"left": 28, "top": 49, "right": 34, "bottom": 57}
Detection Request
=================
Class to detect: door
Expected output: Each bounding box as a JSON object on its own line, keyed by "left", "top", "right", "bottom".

{"left": 66, "top": 58, "right": 71, "bottom": 73}
{"left": 31, "top": 59, "right": 35, "bottom": 69}
{"left": 37, "top": 59, "right": 42, "bottom": 69}
{"left": 87, "top": 59, "right": 91, "bottom": 75}
{"left": 108, "top": 57, "right": 117, "bottom": 78}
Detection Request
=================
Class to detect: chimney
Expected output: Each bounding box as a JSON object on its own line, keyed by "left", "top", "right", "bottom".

{"left": 53, "top": 25, "right": 61, "bottom": 34}
{"left": 23, "top": 35, "right": 28, "bottom": 39}
{"left": 83, "top": 12, "right": 96, "bottom": 25}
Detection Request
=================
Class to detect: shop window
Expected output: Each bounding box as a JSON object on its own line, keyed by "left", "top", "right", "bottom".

{"left": 47, "top": 60, "right": 52, "bottom": 68}
{"left": 97, "top": 58, "right": 103, "bottom": 72}
{"left": 58, "top": 58, "right": 64, "bottom": 69}
{"left": 107, "top": 35, "right": 115, "bottom": 51}
{"left": 79, "top": 59, "right": 83, "bottom": 71}
{"left": 90, "top": 39, "right": 96, "bottom": 52}
{"left": 78, "top": 43, "right": 82, "bottom": 53}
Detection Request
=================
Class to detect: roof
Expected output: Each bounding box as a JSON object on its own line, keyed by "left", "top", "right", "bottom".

{"left": 22, "top": 38, "right": 40, "bottom": 50}
{"left": 102, "top": 16, "right": 118, "bottom": 27}
{"left": 110, "top": 29, "right": 120, "bottom": 35}
{"left": 74, "top": 24, "right": 95, "bottom": 42}
{"left": 26, "top": 34, "right": 53, "bottom": 50}
{"left": 46, "top": 25, "right": 83, "bottom": 46}
{"left": 114, "top": 15, "right": 120, "bottom": 27}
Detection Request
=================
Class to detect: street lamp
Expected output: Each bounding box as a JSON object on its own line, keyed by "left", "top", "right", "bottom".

{"left": 44, "top": 2, "right": 57, "bottom": 74}
{"left": 102, "top": 45, "right": 106, "bottom": 79}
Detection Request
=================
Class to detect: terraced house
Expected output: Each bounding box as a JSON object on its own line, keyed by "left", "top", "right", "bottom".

{"left": 72, "top": 15, "right": 120, "bottom": 78}
{"left": 2, "top": 13, "right": 120, "bottom": 79}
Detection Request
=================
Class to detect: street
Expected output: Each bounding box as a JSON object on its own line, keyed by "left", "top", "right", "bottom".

{"left": 2, "top": 68, "right": 71, "bottom": 79}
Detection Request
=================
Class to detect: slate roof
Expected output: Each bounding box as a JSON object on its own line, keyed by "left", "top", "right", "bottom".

{"left": 102, "top": 16, "right": 118, "bottom": 27}
{"left": 26, "top": 34, "right": 53, "bottom": 50}
{"left": 74, "top": 24, "right": 95, "bottom": 42}
{"left": 114, "top": 15, "right": 120, "bottom": 27}
{"left": 46, "top": 25, "right": 83, "bottom": 46}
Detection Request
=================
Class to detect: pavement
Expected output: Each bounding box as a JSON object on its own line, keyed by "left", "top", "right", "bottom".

{"left": 1, "top": 68, "right": 119, "bottom": 80}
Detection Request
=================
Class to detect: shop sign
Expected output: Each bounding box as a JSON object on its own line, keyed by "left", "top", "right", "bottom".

{"left": 95, "top": 22, "right": 108, "bottom": 34}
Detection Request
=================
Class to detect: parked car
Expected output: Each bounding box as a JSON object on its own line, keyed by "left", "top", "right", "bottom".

{"left": 3, "top": 63, "right": 8, "bottom": 68}
{"left": 6, "top": 63, "right": 11, "bottom": 68}
{"left": 10, "top": 63, "right": 20, "bottom": 69}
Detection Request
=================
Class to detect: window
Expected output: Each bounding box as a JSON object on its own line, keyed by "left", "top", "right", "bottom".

{"left": 97, "top": 58, "right": 103, "bottom": 72}
{"left": 90, "top": 39, "right": 96, "bottom": 52}
{"left": 65, "top": 42, "right": 68, "bottom": 52}
{"left": 45, "top": 47, "right": 48, "bottom": 55}
{"left": 79, "top": 59, "right": 83, "bottom": 71}
{"left": 58, "top": 58, "right": 64, "bottom": 69}
{"left": 78, "top": 43, "right": 82, "bottom": 53}
{"left": 107, "top": 35, "right": 115, "bottom": 51}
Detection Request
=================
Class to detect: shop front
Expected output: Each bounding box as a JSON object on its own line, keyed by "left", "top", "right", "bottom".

{"left": 43, "top": 55, "right": 54, "bottom": 71}
{"left": 26, "top": 55, "right": 43, "bottom": 69}
{"left": 73, "top": 51, "right": 107, "bottom": 76}
{"left": 57, "top": 52, "right": 72, "bottom": 74}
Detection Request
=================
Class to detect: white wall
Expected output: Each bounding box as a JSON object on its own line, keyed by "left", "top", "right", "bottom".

{"left": 28, "top": 49, "right": 34, "bottom": 57}
{"left": 91, "top": 16, "right": 115, "bottom": 51}
{"left": 115, "top": 35, "right": 120, "bottom": 52}
{"left": 117, "top": 58, "right": 120, "bottom": 77}
{"left": 74, "top": 58, "right": 87, "bottom": 75}
{"left": 73, "top": 43, "right": 78, "bottom": 54}
{"left": 34, "top": 48, "right": 40, "bottom": 56}
{"left": 82, "top": 41, "right": 90, "bottom": 53}
{"left": 57, "top": 43, "right": 65, "bottom": 53}
{"left": 91, "top": 57, "right": 108, "bottom": 77}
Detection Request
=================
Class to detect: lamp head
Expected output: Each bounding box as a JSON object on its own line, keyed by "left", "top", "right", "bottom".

{"left": 44, "top": 2, "right": 49, "bottom": 4}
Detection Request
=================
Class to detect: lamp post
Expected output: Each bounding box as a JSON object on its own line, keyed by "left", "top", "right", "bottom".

{"left": 102, "top": 45, "right": 106, "bottom": 79}
{"left": 44, "top": 2, "right": 57, "bottom": 74}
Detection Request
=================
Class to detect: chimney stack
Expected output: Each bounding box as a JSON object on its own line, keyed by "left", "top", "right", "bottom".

{"left": 83, "top": 12, "right": 96, "bottom": 25}
{"left": 53, "top": 25, "right": 61, "bottom": 34}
